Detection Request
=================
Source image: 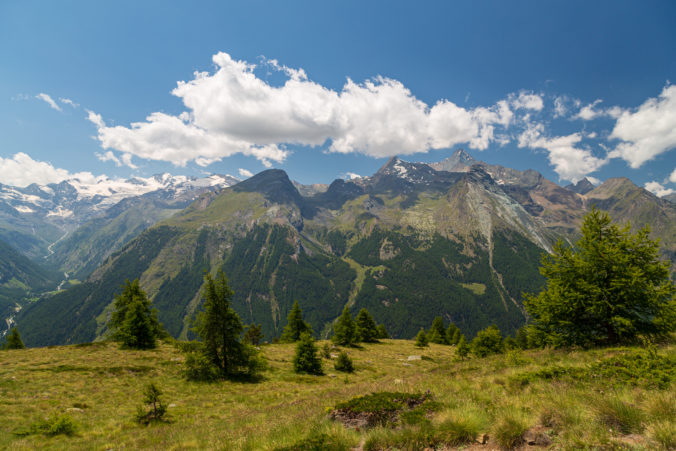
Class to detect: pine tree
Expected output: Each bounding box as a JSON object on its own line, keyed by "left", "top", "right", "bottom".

{"left": 332, "top": 306, "right": 355, "bottom": 346}
{"left": 280, "top": 301, "right": 312, "bottom": 342}
{"left": 515, "top": 327, "right": 529, "bottom": 350}
{"left": 414, "top": 328, "right": 428, "bottom": 347}
{"left": 293, "top": 332, "right": 323, "bottom": 375}
{"left": 456, "top": 335, "right": 469, "bottom": 360}
{"left": 193, "top": 270, "right": 255, "bottom": 377}
{"left": 428, "top": 316, "right": 447, "bottom": 344}
{"left": 355, "top": 308, "right": 379, "bottom": 343}
{"left": 108, "top": 279, "right": 162, "bottom": 349}
{"left": 135, "top": 382, "right": 167, "bottom": 424}
{"left": 3, "top": 327, "right": 25, "bottom": 349}
{"left": 243, "top": 324, "right": 264, "bottom": 345}
{"left": 376, "top": 324, "right": 390, "bottom": 339}
{"left": 446, "top": 323, "right": 460, "bottom": 344}
{"left": 334, "top": 351, "right": 354, "bottom": 373}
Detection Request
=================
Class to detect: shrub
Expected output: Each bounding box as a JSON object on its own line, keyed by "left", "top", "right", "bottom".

{"left": 135, "top": 382, "right": 168, "bottom": 425}
{"left": 492, "top": 411, "right": 528, "bottom": 449}
{"left": 16, "top": 414, "right": 77, "bottom": 437}
{"left": 594, "top": 396, "right": 645, "bottom": 434}
{"left": 331, "top": 392, "right": 431, "bottom": 428}
{"left": 455, "top": 335, "right": 469, "bottom": 359}
{"left": 293, "top": 332, "right": 323, "bottom": 375}
{"left": 587, "top": 349, "right": 675, "bottom": 389}
{"left": 243, "top": 323, "right": 263, "bottom": 345}
{"left": 183, "top": 351, "right": 220, "bottom": 382}
{"left": 321, "top": 343, "right": 332, "bottom": 359}
{"left": 436, "top": 414, "right": 484, "bottom": 445}
{"left": 471, "top": 325, "right": 504, "bottom": 357}
{"left": 334, "top": 351, "right": 354, "bottom": 373}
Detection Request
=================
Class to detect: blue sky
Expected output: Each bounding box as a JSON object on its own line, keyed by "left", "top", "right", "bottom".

{"left": 1, "top": 1, "right": 676, "bottom": 195}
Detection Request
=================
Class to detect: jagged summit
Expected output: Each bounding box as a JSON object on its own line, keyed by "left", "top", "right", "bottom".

{"left": 565, "top": 177, "right": 595, "bottom": 195}
{"left": 430, "top": 149, "right": 478, "bottom": 172}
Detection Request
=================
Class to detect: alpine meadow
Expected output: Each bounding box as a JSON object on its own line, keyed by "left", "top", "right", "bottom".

{"left": 2, "top": 2, "right": 676, "bottom": 450}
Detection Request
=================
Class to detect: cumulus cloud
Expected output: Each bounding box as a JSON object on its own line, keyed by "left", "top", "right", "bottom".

{"left": 609, "top": 85, "right": 676, "bottom": 168}
{"left": 573, "top": 99, "right": 624, "bottom": 121}
{"left": 517, "top": 122, "right": 607, "bottom": 183}
{"left": 0, "top": 152, "right": 98, "bottom": 187}
{"left": 670, "top": 168, "right": 676, "bottom": 184}
{"left": 644, "top": 181, "right": 674, "bottom": 197}
{"left": 510, "top": 91, "right": 544, "bottom": 111}
{"left": 238, "top": 168, "right": 253, "bottom": 178}
{"left": 88, "top": 51, "right": 522, "bottom": 168}
{"left": 96, "top": 150, "right": 137, "bottom": 169}
{"left": 36, "top": 93, "right": 62, "bottom": 112}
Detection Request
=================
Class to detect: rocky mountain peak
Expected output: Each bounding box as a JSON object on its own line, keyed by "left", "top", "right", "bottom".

{"left": 430, "top": 149, "right": 478, "bottom": 172}
{"left": 565, "top": 177, "right": 595, "bottom": 195}
{"left": 232, "top": 169, "right": 303, "bottom": 206}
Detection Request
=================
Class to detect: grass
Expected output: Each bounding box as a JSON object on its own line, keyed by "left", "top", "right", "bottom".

{"left": 0, "top": 339, "right": 673, "bottom": 450}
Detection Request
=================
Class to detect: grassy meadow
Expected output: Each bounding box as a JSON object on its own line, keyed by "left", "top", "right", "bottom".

{"left": 0, "top": 339, "right": 674, "bottom": 450}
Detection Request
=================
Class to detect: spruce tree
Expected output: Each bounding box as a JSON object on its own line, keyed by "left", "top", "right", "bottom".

{"left": 446, "top": 323, "right": 460, "bottom": 344}
{"left": 456, "top": 335, "right": 469, "bottom": 359}
{"left": 4, "top": 327, "right": 25, "bottom": 349}
{"left": 108, "top": 279, "right": 162, "bottom": 349}
{"left": 243, "top": 324, "right": 264, "bottom": 345}
{"left": 376, "top": 324, "right": 390, "bottom": 339}
{"left": 334, "top": 351, "right": 354, "bottom": 373}
{"left": 332, "top": 306, "right": 355, "bottom": 346}
{"left": 450, "top": 328, "right": 461, "bottom": 346}
{"left": 293, "top": 332, "right": 323, "bottom": 375}
{"left": 280, "top": 300, "right": 312, "bottom": 342}
{"left": 470, "top": 325, "right": 504, "bottom": 357}
{"left": 414, "top": 328, "right": 428, "bottom": 347}
{"left": 355, "top": 308, "right": 378, "bottom": 343}
{"left": 193, "top": 270, "right": 255, "bottom": 377}
{"left": 428, "top": 316, "right": 447, "bottom": 344}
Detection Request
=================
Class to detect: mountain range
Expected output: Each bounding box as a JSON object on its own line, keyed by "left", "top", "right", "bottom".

{"left": 10, "top": 149, "right": 676, "bottom": 347}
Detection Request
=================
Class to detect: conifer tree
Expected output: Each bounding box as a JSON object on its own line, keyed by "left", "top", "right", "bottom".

{"left": 193, "top": 270, "right": 256, "bottom": 377}
{"left": 293, "top": 332, "right": 323, "bottom": 375}
{"left": 456, "top": 335, "right": 469, "bottom": 359}
{"left": 355, "top": 308, "right": 379, "bottom": 343}
{"left": 428, "top": 316, "right": 447, "bottom": 344}
{"left": 332, "top": 306, "right": 355, "bottom": 346}
{"left": 280, "top": 301, "right": 312, "bottom": 342}
{"left": 446, "top": 323, "right": 460, "bottom": 344}
{"left": 108, "top": 279, "right": 162, "bottom": 349}
{"left": 135, "top": 382, "right": 167, "bottom": 424}
{"left": 243, "top": 323, "right": 264, "bottom": 345}
{"left": 470, "top": 325, "right": 504, "bottom": 357}
{"left": 3, "top": 327, "right": 25, "bottom": 349}
{"left": 450, "top": 328, "right": 461, "bottom": 346}
{"left": 376, "top": 324, "right": 390, "bottom": 339}
{"left": 525, "top": 207, "right": 676, "bottom": 347}
{"left": 334, "top": 350, "right": 354, "bottom": 373}
{"left": 414, "top": 328, "right": 428, "bottom": 347}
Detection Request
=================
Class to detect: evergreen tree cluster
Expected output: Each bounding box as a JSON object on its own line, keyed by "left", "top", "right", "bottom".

{"left": 332, "top": 306, "right": 388, "bottom": 346}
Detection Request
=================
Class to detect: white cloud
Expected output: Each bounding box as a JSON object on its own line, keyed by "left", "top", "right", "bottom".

{"left": 0, "top": 153, "right": 97, "bottom": 187}
{"left": 609, "top": 85, "right": 676, "bottom": 168}
{"left": 59, "top": 97, "right": 78, "bottom": 108}
{"left": 89, "top": 51, "right": 520, "bottom": 168}
{"left": 670, "top": 168, "right": 676, "bottom": 184}
{"left": 36, "top": 93, "right": 62, "bottom": 112}
{"left": 574, "top": 99, "right": 625, "bottom": 121}
{"left": 517, "top": 122, "right": 607, "bottom": 183}
{"left": 96, "top": 150, "right": 122, "bottom": 166}
{"left": 644, "top": 181, "right": 674, "bottom": 197}
{"left": 553, "top": 96, "right": 568, "bottom": 118}
{"left": 238, "top": 168, "right": 253, "bottom": 178}
{"left": 510, "top": 91, "right": 544, "bottom": 111}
